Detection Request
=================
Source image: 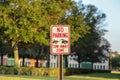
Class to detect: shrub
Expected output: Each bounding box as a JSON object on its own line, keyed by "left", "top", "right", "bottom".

{"left": 16, "top": 67, "right": 31, "bottom": 75}
{"left": 0, "top": 66, "right": 7, "bottom": 74}
{"left": 48, "top": 68, "right": 58, "bottom": 76}
{"left": 0, "top": 66, "right": 110, "bottom": 76}
{"left": 31, "top": 68, "right": 49, "bottom": 76}
{"left": 93, "top": 70, "right": 111, "bottom": 73}
{"left": 65, "top": 68, "right": 92, "bottom": 75}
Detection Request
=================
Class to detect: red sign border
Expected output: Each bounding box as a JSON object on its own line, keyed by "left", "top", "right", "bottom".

{"left": 50, "top": 25, "right": 70, "bottom": 55}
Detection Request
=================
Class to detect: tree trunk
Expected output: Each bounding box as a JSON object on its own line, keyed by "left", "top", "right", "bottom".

{"left": 64, "top": 55, "right": 68, "bottom": 68}
{"left": 12, "top": 41, "right": 19, "bottom": 66}
{"left": 22, "top": 56, "right": 25, "bottom": 67}
{"left": 46, "top": 46, "right": 50, "bottom": 68}
{"left": 35, "top": 45, "right": 44, "bottom": 67}
{"left": 91, "top": 62, "right": 93, "bottom": 70}
{"left": 46, "top": 52, "right": 50, "bottom": 68}
{"left": 1, "top": 54, "right": 3, "bottom": 66}
{"left": 35, "top": 57, "right": 39, "bottom": 67}
{"left": 78, "top": 56, "right": 81, "bottom": 68}
{"left": 35, "top": 47, "right": 40, "bottom": 67}
{"left": 78, "top": 61, "right": 80, "bottom": 68}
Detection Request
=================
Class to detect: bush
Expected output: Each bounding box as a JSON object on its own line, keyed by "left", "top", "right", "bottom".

{"left": 48, "top": 68, "right": 58, "bottom": 76}
{"left": 65, "top": 68, "right": 92, "bottom": 75}
{"left": 31, "top": 68, "right": 49, "bottom": 76}
{"left": 16, "top": 67, "right": 31, "bottom": 75}
{"left": 0, "top": 66, "right": 110, "bottom": 76}
{"left": 0, "top": 66, "right": 58, "bottom": 76}
{"left": 93, "top": 70, "right": 111, "bottom": 73}
{"left": 0, "top": 66, "right": 17, "bottom": 74}
{"left": 0, "top": 66, "right": 7, "bottom": 74}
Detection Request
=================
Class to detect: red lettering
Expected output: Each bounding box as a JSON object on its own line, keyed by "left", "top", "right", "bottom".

{"left": 53, "top": 45, "right": 59, "bottom": 48}
{"left": 53, "top": 33, "right": 68, "bottom": 38}
{"left": 57, "top": 27, "right": 64, "bottom": 32}
{"left": 60, "top": 45, "right": 68, "bottom": 48}
{"left": 56, "top": 49, "right": 64, "bottom": 53}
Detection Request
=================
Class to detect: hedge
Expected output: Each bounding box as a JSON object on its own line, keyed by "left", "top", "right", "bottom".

{"left": 0, "top": 66, "right": 111, "bottom": 76}
{"left": 0, "top": 66, "right": 64, "bottom": 76}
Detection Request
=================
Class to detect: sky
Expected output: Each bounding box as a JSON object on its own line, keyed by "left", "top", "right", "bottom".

{"left": 75, "top": 0, "right": 120, "bottom": 54}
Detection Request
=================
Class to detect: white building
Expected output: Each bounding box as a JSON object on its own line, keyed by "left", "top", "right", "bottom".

{"left": 49, "top": 54, "right": 109, "bottom": 70}
{"left": 50, "top": 55, "right": 58, "bottom": 68}
{"left": 92, "top": 38, "right": 110, "bottom": 70}
{"left": 67, "top": 55, "right": 79, "bottom": 68}
{"left": 50, "top": 38, "right": 110, "bottom": 70}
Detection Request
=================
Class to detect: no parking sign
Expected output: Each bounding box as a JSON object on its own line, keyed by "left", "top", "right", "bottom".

{"left": 50, "top": 25, "right": 70, "bottom": 54}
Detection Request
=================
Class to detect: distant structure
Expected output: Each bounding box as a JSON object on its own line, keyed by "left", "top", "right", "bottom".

{"left": 0, "top": 54, "right": 109, "bottom": 70}
{"left": 0, "top": 38, "right": 110, "bottom": 70}
{"left": 50, "top": 38, "right": 110, "bottom": 70}
{"left": 49, "top": 54, "right": 109, "bottom": 70}
{"left": 0, "top": 55, "right": 8, "bottom": 65}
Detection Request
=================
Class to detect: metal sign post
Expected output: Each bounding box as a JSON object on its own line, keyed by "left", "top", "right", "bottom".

{"left": 58, "top": 54, "right": 62, "bottom": 80}
{"left": 50, "top": 25, "right": 70, "bottom": 80}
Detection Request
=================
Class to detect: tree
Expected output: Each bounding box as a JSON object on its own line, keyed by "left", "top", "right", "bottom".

{"left": 110, "top": 51, "right": 120, "bottom": 70}
{"left": 111, "top": 56, "right": 120, "bottom": 69}
{"left": 0, "top": 0, "right": 75, "bottom": 66}
{"left": 0, "top": 40, "right": 12, "bottom": 66}
{"left": 0, "top": 0, "right": 90, "bottom": 67}
{"left": 60, "top": 1, "right": 90, "bottom": 68}
{"left": 0, "top": 27, "right": 12, "bottom": 66}
{"left": 70, "top": 3, "right": 110, "bottom": 68}
{"left": 18, "top": 43, "right": 32, "bottom": 66}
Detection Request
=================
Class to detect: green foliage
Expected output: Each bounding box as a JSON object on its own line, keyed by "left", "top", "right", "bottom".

{"left": 0, "top": 66, "right": 15, "bottom": 74}
{"left": 0, "top": 0, "right": 91, "bottom": 67}
{"left": 31, "top": 67, "right": 49, "bottom": 76}
{"left": 0, "top": 41, "right": 11, "bottom": 54}
{"left": 60, "top": 3, "right": 90, "bottom": 45}
{"left": 0, "top": 0, "right": 76, "bottom": 66}
{"left": 0, "top": 0, "right": 74, "bottom": 45}
{"left": 65, "top": 68, "right": 110, "bottom": 75}
{"left": 111, "top": 56, "right": 120, "bottom": 69}
{"left": 0, "top": 66, "right": 60, "bottom": 76}
{"left": 0, "top": 66, "right": 111, "bottom": 77}
{"left": 71, "top": 4, "right": 110, "bottom": 64}
{"left": 110, "top": 52, "right": 120, "bottom": 69}
{"left": 93, "top": 70, "right": 111, "bottom": 73}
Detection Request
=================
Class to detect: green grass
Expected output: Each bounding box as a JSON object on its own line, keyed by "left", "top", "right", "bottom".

{"left": 0, "top": 75, "right": 86, "bottom": 80}
{"left": 82, "top": 73, "right": 120, "bottom": 79}
{"left": 0, "top": 72, "right": 120, "bottom": 80}
{"left": 68, "top": 72, "right": 120, "bottom": 80}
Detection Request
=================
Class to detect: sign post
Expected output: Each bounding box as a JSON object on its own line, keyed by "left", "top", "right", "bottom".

{"left": 58, "top": 54, "right": 62, "bottom": 80}
{"left": 50, "top": 25, "right": 70, "bottom": 80}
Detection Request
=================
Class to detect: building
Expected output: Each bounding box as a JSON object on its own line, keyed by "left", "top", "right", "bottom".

{"left": 0, "top": 55, "right": 47, "bottom": 67}
{"left": 93, "top": 50, "right": 109, "bottom": 70}
{"left": 19, "top": 58, "right": 47, "bottom": 67}
{"left": 0, "top": 55, "right": 8, "bottom": 66}
{"left": 67, "top": 55, "right": 79, "bottom": 68}
{"left": 50, "top": 55, "right": 58, "bottom": 68}
{"left": 49, "top": 54, "right": 109, "bottom": 70}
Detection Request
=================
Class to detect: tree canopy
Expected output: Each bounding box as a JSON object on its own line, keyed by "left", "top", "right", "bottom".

{"left": 70, "top": 3, "right": 110, "bottom": 65}
{"left": 0, "top": 0, "right": 110, "bottom": 67}
{"left": 0, "top": 0, "right": 90, "bottom": 66}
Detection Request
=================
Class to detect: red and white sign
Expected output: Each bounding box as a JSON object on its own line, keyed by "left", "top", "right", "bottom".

{"left": 50, "top": 25, "right": 70, "bottom": 54}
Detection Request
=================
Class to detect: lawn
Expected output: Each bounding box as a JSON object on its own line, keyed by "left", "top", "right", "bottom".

{"left": 67, "top": 72, "right": 120, "bottom": 80}
{"left": 0, "top": 75, "right": 85, "bottom": 80}
{"left": 0, "top": 72, "right": 120, "bottom": 80}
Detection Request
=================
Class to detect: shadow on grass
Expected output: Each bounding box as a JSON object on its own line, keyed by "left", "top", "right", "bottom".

{"left": 0, "top": 75, "right": 56, "bottom": 80}
{"left": 80, "top": 73, "right": 120, "bottom": 79}
{"left": 0, "top": 73, "right": 120, "bottom": 80}
{"left": 0, "top": 75, "right": 92, "bottom": 80}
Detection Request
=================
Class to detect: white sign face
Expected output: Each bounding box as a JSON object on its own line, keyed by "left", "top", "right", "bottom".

{"left": 50, "top": 25, "right": 70, "bottom": 54}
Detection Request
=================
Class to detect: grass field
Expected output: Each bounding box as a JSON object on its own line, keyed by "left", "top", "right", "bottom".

{"left": 0, "top": 72, "right": 120, "bottom": 80}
